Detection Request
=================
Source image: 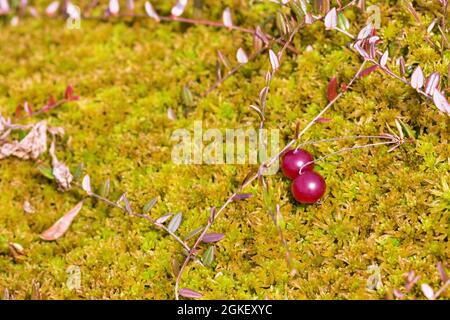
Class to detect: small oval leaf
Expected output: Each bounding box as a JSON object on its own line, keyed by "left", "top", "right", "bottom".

{"left": 109, "top": 0, "right": 120, "bottom": 15}
{"left": 45, "top": 1, "right": 59, "bottom": 16}
{"left": 82, "top": 175, "right": 92, "bottom": 194}
{"left": 143, "top": 197, "right": 158, "bottom": 213}
{"left": 411, "top": 66, "right": 424, "bottom": 90}
{"left": 202, "top": 246, "right": 214, "bottom": 266}
{"left": 421, "top": 283, "right": 434, "bottom": 300}
{"left": 202, "top": 233, "right": 225, "bottom": 243}
{"left": 73, "top": 163, "right": 84, "bottom": 181}
{"left": 168, "top": 212, "right": 182, "bottom": 233}
{"left": 40, "top": 201, "right": 84, "bottom": 241}
{"left": 433, "top": 90, "right": 450, "bottom": 114}
{"left": 182, "top": 85, "right": 194, "bottom": 107}
{"left": 269, "top": 49, "right": 279, "bottom": 71}
{"left": 171, "top": 0, "right": 187, "bottom": 17}
{"left": 327, "top": 76, "right": 338, "bottom": 102}
{"left": 324, "top": 8, "right": 337, "bottom": 30}
{"left": 222, "top": 7, "right": 232, "bottom": 28}
{"left": 179, "top": 288, "right": 203, "bottom": 299}
{"left": 145, "top": 1, "right": 160, "bottom": 21}
{"left": 156, "top": 214, "right": 172, "bottom": 224}
{"left": 183, "top": 226, "right": 204, "bottom": 241}
{"left": 236, "top": 48, "right": 248, "bottom": 64}
{"left": 379, "top": 50, "right": 389, "bottom": 67}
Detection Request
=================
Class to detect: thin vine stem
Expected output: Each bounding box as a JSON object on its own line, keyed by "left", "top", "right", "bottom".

{"left": 294, "top": 135, "right": 396, "bottom": 149}
{"left": 174, "top": 60, "right": 368, "bottom": 299}
{"left": 78, "top": 13, "right": 299, "bottom": 54}
{"left": 75, "top": 184, "right": 192, "bottom": 252}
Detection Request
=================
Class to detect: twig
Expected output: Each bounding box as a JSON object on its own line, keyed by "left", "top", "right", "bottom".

{"left": 17, "top": 99, "right": 70, "bottom": 121}
{"left": 299, "top": 140, "right": 397, "bottom": 174}
{"left": 76, "top": 185, "right": 191, "bottom": 252}
{"left": 434, "top": 279, "right": 450, "bottom": 299}
{"left": 79, "top": 12, "right": 299, "bottom": 55}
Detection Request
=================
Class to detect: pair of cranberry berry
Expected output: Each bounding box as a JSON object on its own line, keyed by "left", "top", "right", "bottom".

{"left": 281, "top": 149, "right": 326, "bottom": 204}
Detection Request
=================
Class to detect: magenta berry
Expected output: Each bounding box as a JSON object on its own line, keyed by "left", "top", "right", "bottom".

{"left": 291, "top": 171, "right": 326, "bottom": 204}
{"left": 281, "top": 149, "right": 314, "bottom": 179}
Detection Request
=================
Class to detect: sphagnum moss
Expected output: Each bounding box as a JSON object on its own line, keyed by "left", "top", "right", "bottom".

{"left": 0, "top": 1, "right": 449, "bottom": 299}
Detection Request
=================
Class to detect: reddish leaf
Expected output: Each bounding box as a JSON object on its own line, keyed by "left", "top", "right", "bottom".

{"left": 15, "top": 104, "right": 22, "bottom": 118}
{"left": 40, "top": 201, "right": 84, "bottom": 241}
{"left": 359, "top": 65, "right": 379, "bottom": 78}
{"left": 327, "top": 76, "right": 338, "bottom": 101}
{"left": 48, "top": 95, "right": 56, "bottom": 107}
{"left": 42, "top": 95, "right": 56, "bottom": 112}
{"left": 65, "top": 85, "right": 74, "bottom": 100}
{"left": 397, "top": 56, "right": 406, "bottom": 76}
{"left": 315, "top": 117, "right": 332, "bottom": 123}
{"left": 202, "top": 233, "right": 225, "bottom": 243}
{"left": 232, "top": 193, "right": 252, "bottom": 201}
{"left": 437, "top": 262, "right": 448, "bottom": 282}
{"left": 179, "top": 288, "right": 203, "bottom": 299}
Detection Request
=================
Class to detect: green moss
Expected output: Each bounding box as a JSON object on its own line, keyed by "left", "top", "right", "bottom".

{"left": 0, "top": 1, "right": 449, "bottom": 300}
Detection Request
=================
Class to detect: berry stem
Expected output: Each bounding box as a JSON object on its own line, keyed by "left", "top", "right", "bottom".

{"left": 299, "top": 140, "right": 398, "bottom": 174}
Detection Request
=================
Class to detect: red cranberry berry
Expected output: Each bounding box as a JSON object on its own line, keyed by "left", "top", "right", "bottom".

{"left": 281, "top": 149, "right": 314, "bottom": 179}
{"left": 291, "top": 171, "right": 326, "bottom": 204}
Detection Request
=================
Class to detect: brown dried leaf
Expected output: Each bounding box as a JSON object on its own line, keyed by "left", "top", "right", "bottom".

{"left": 0, "top": 121, "right": 47, "bottom": 160}
{"left": 50, "top": 139, "right": 73, "bottom": 190}
{"left": 23, "top": 200, "right": 35, "bottom": 214}
{"left": 327, "top": 76, "right": 338, "bottom": 101}
{"left": 40, "top": 201, "right": 84, "bottom": 241}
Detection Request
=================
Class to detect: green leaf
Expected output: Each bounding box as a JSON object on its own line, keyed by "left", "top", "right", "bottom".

{"left": 18, "top": 130, "right": 27, "bottom": 140}
{"left": 168, "top": 212, "right": 183, "bottom": 233}
{"left": 290, "top": 1, "right": 304, "bottom": 21}
{"left": 73, "top": 163, "right": 84, "bottom": 181}
{"left": 397, "top": 118, "right": 416, "bottom": 139}
{"left": 98, "top": 179, "right": 110, "bottom": 198}
{"left": 38, "top": 165, "right": 55, "bottom": 180}
{"left": 182, "top": 86, "right": 194, "bottom": 107}
{"left": 183, "top": 226, "right": 204, "bottom": 241}
{"left": 276, "top": 11, "right": 289, "bottom": 36}
{"left": 202, "top": 246, "right": 214, "bottom": 266}
{"left": 262, "top": 184, "right": 275, "bottom": 215}
{"left": 338, "top": 12, "right": 350, "bottom": 31}
{"left": 143, "top": 197, "right": 158, "bottom": 213}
